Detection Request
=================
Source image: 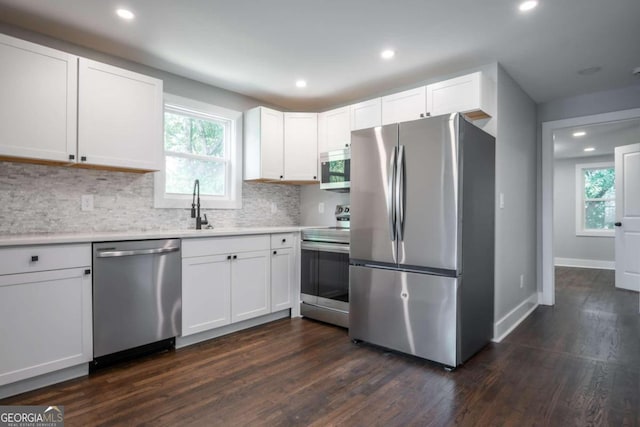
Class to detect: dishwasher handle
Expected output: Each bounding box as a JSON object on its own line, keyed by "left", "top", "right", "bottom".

{"left": 96, "top": 246, "right": 180, "bottom": 258}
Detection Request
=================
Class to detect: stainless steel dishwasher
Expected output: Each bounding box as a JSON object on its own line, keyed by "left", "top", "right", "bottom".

{"left": 92, "top": 239, "right": 181, "bottom": 369}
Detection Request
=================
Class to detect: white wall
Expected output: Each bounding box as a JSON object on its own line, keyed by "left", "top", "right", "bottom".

{"left": 553, "top": 155, "right": 615, "bottom": 263}
{"left": 492, "top": 65, "right": 538, "bottom": 339}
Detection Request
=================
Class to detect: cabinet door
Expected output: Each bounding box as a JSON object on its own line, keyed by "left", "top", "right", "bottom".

{"left": 271, "top": 247, "right": 295, "bottom": 311}
{"left": 0, "top": 34, "right": 77, "bottom": 163}
{"left": 426, "top": 72, "right": 492, "bottom": 120}
{"left": 0, "top": 268, "right": 92, "bottom": 386}
{"left": 284, "top": 112, "right": 318, "bottom": 181}
{"left": 319, "top": 106, "right": 351, "bottom": 152}
{"left": 182, "top": 255, "right": 231, "bottom": 336}
{"left": 78, "top": 58, "right": 163, "bottom": 171}
{"left": 351, "top": 98, "right": 382, "bottom": 131}
{"left": 260, "top": 107, "right": 285, "bottom": 180}
{"left": 381, "top": 87, "right": 426, "bottom": 125}
{"left": 231, "top": 250, "right": 271, "bottom": 322}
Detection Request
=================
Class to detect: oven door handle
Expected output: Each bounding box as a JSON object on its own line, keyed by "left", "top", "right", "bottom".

{"left": 301, "top": 241, "right": 350, "bottom": 254}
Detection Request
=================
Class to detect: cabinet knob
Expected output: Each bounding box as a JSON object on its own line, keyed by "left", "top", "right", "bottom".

{"left": 227, "top": 255, "right": 232, "bottom": 260}
{"left": 80, "top": 156, "right": 87, "bottom": 162}
{"left": 280, "top": 175, "right": 283, "bottom": 179}
{"left": 615, "top": 222, "right": 622, "bottom": 227}
{"left": 233, "top": 255, "right": 237, "bottom": 260}
{"left": 426, "top": 112, "right": 431, "bottom": 117}
{"left": 31, "top": 255, "right": 39, "bottom": 262}
{"left": 282, "top": 238, "right": 286, "bottom": 243}
{"left": 345, "top": 143, "right": 349, "bottom": 147}
{"left": 84, "top": 269, "right": 91, "bottom": 275}
{"left": 313, "top": 176, "right": 317, "bottom": 180}
{"left": 273, "top": 250, "right": 277, "bottom": 255}
{"left": 69, "top": 154, "right": 75, "bottom": 160}
{"left": 420, "top": 113, "right": 425, "bottom": 118}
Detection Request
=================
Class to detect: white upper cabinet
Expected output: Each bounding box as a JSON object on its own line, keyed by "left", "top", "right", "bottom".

{"left": 78, "top": 58, "right": 163, "bottom": 171}
{"left": 284, "top": 112, "right": 318, "bottom": 181}
{"left": 426, "top": 71, "right": 494, "bottom": 120}
{"left": 318, "top": 106, "right": 351, "bottom": 152}
{"left": 351, "top": 98, "right": 382, "bottom": 131}
{"left": 0, "top": 34, "right": 78, "bottom": 163}
{"left": 381, "top": 86, "right": 427, "bottom": 125}
{"left": 244, "top": 106, "right": 285, "bottom": 181}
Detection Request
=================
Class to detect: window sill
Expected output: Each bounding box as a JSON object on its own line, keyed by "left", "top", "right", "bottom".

{"left": 575, "top": 230, "right": 615, "bottom": 238}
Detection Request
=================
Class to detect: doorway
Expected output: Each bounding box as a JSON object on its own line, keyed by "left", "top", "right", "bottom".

{"left": 541, "top": 107, "right": 640, "bottom": 306}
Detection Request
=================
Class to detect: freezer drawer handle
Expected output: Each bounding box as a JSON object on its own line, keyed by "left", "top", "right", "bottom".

{"left": 388, "top": 146, "right": 398, "bottom": 242}
{"left": 96, "top": 246, "right": 180, "bottom": 258}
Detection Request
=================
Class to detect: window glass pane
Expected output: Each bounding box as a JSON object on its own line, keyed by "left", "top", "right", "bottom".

{"left": 584, "top": 168, "right": 615, "bottom": 199}
{"left": 165, "top": 156, "right": 226, "bottom": 196}
{"left": 584, "top": 200, "right": 615, "bottom": 230}
{"left": 164, "top": 111, "right": 226, "bottom": 157}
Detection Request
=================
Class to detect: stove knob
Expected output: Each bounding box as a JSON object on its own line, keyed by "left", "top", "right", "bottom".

{"left": 337, "top": 207, "right": 343, "bottom": 213}
{"left": 345, "top": 207, "right": 349, "bottom": 213}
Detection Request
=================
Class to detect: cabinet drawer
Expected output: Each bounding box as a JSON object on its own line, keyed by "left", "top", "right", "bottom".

{"left": 0, "top": 244, "right": 91, "bottom": 275}
{"left": 183, "top": 235, "right": 270, "bottom": 258}
{"left": 271, "top": 233, "right": 295, "bottom": 249}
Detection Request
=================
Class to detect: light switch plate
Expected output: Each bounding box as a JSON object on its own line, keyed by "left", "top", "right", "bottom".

{"left": 318, "top": 202, "right": 325, "bottom": 214}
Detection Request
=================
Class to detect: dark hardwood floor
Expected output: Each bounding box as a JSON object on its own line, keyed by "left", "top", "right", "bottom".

{"left": 2, "top": 267, "right": 638, "bottom": 426}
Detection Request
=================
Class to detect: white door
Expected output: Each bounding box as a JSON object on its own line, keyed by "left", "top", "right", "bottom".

{"left": 260, "top": 107, "right": 285, "bottom": 180}
{"left": 231, "top": 250, "right": 271, "bottom": 322}
{"left": 271, "top": 247, "right": 295, "bottom": 311}
{"left": 381, "top": 86, "right": 426, "bottom": 125}
{"left": 614, "top": 143, "right": 640, "bottom": 295}
{"left": 351, "top": 98, "right": 382, "bottom": 131}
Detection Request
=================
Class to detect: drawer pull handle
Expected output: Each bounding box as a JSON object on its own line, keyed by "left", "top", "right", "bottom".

{"left": 31, "top": 255, "right": 39, "bottom": 262}
{"left": 273, "top": 250, "right": 277, "bottom": 255}
{"left": 233, "top": 255, "right": 237, "bottom": 260}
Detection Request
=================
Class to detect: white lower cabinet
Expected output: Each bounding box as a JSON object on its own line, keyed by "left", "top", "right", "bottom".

{"left": 182, "top": 254, "right": 232, "bottom": 336}
{"left": 271, "top": 247, "right": 295, "bottom": 311}
{"left": 231, "top": 250, "right": 271, "bottom": 322}
{"left": 0, "top": 244, "right": 92, "bottom": 387}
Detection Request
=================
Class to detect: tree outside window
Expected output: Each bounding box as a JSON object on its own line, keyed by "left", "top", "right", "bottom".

{"left": 575, "top": 162, "right": 615, "bottom": 236}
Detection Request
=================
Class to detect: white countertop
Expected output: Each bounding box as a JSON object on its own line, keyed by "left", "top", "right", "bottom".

{"left": 0, "top": 226, "right": 316, "bottom": 247}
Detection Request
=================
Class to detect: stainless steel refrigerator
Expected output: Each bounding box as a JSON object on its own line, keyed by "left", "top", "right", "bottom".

{"left": 349, "top": 113, "right": 495, "bottom": 368}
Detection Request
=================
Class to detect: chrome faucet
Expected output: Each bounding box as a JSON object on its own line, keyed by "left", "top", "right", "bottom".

{"left": 191, "top": 179, "right": 208, "bottom": 230}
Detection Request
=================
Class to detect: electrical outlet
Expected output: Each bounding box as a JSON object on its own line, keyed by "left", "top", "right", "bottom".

{"left": 81, "top": 195, "right": 94, "bottom": 211}
{"left": 519, "top": 274, "right": 524, "bottom": 288}
{"left": 270, "top": 202, "right": 277, "bottom": 214}
{"left": 318, "top": 202, "right": 325, "bottom": 214}
{"left": 499, "top": 193, "right": 505, "bottom": 209}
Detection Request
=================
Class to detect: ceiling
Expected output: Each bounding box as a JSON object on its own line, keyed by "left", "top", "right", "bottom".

{"left": 554, "top": 118, "right": 640, "bottom": 159}
{"left": 0, "top": 0, "right": 639, "bottom": 110}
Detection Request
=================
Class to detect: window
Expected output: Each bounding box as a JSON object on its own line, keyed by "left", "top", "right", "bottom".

{"left": 575, "top": 162, "right": 615, "bottom": 236}
{"left": 154, "top": 94, "right": 242, "bottom": 209}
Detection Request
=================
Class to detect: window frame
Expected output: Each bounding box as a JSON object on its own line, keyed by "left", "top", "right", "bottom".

{"left": 154, "top": 93, "right": 243, "bottom": 210}
{"left": 574, "top": 161, "right": 615, "bottom": 237}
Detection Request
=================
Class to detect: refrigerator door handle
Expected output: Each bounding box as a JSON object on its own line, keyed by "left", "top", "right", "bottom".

{"left": 397, "top": 145, "right": 406, "bottom": 240}
{"left": 388, "top": 146, "right": 398, "bottom": 242}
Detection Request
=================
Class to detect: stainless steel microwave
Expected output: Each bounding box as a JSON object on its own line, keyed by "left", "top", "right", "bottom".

{"left": 319, "top": 149, "right": 350, "bottom": 192}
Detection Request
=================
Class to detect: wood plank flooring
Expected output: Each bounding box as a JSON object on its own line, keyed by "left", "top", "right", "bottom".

{"left": 2, "top": 267, "right": 638, "bottom": 426}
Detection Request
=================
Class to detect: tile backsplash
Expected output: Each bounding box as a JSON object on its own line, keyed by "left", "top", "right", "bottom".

{"left": 0, "top": 161, "right": 300, "bottom": 234}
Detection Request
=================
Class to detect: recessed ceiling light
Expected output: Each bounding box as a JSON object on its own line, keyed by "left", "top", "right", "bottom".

{"left": 584, "top": 147, "right": 595, "bottom": 152}
{"left": 518, "top": 1, "right": 538, "bottom": 12}
{"left": 295, "top": 79, "right": 307, "bottom": 88}
{"left": 572, "top": 131, "right": 587, "bottom": 137}
{"left": 116, "top": 8, "right": 135, "bottom": 20}
{"left": 381, "top": 49, "right": 395, "bottom": 60}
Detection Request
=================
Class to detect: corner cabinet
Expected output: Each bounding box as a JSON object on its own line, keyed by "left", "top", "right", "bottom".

{"left": 0, "top": 244, "right": 92, "bottom": 387}
{"left": 284, "top": 113, "right": 318, "bottom": 182}
{"left": 0, "top": 34, "right": 78, "bottom": 164}
{"left": 244, "top": 106, "right": 285, "bottom": 181}
{"left": 78, "top": 59, "right": 163, "bottom": 171}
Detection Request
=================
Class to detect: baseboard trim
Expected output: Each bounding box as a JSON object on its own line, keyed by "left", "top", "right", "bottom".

{"left": 555, "top": 257, "right": 615, "bottom": 270}
{"left": 492, "top": 293, "right": 539, "bottom": 343}
{"left": 616, "top": 281, "right": 640, "bottom": 292}
{"left": 0, "top": 364, "right": 88, "bottom": 400}
{"left": 176, "top": 310, "right": 290, "bottom": 349}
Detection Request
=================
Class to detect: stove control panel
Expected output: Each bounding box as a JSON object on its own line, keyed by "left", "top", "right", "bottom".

{"left": 335, "top": 204, "right": 350, "bottom": 228}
